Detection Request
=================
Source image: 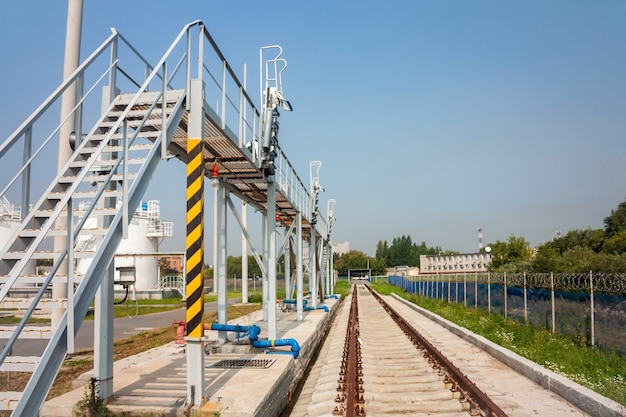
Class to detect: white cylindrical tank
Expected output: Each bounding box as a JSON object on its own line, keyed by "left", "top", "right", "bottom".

{"left": 75, "top": 200, "right": 169, "bottom": 292}
{"left": 114, "top": 215, "right": 159, "bottom": 291}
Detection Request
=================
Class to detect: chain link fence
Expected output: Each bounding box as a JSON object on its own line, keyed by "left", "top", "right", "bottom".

{"left": 389, "top": 272, "right": 626, "bottom": 355}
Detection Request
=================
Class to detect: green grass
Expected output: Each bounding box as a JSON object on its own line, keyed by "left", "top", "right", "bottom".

{"left": 333, "top": 278, "right": 352, "bottom": 298}
{"left": 371, "top": 282, "right": 626, "bottom": 406}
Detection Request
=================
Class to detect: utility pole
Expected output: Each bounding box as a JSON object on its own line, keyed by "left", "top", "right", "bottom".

{"left": 53, "top": 0, "right": 83, "bottom": 327}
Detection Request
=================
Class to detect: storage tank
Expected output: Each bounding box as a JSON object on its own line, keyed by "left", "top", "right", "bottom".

{"left": 75, "top": 200, "right": 174, "bottom": 297}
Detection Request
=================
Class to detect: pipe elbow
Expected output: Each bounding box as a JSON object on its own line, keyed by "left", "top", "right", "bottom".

{"left": 248, "top": 325, "right": 261, "bottom": 342}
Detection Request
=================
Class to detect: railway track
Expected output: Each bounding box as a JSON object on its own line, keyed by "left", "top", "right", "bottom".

{"left": 291, "top": 284, "right": 508, "bottom": 417}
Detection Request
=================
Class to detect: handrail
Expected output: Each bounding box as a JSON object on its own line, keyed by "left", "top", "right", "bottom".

{"left": 0, "top": 30, "right": 118, "bottom": 157}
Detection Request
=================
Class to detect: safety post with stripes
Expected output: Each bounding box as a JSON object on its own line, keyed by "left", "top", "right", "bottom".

{"left": 185, "top": 137, "right": 205, "bottom": 337}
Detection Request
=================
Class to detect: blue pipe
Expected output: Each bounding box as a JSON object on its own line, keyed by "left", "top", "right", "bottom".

{"left": 250, "top": 338, "right": 300, "bottom": 357}
{"left": 304, "top": 305, "right": 329, "bottom": 313}
{"left": 324, "top": 294, "right": 339, "bottom": 299}
{"left": 209, "top": 323, "right": 300, "bottom": 358}
{"left": 282, "top": 298, "right": 308, "bottom": 306}
{"left": 209, "top": 323, "right": 251, "bottom": 340}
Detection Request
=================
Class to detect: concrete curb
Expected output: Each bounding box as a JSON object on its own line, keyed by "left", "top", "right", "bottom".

{"left": 390, "top": 293, "right": 626, "bottom": 417}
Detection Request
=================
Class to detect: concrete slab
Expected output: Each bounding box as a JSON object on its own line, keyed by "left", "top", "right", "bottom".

{"left": 40, "top": 297, "right": 340, "bottom": 417}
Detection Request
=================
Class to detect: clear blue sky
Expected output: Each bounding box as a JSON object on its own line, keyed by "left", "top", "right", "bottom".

{"left": 1, "top": 1, "right": 625, "bottom": 257}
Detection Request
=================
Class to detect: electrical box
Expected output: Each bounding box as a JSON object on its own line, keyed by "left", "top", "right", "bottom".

{"left": 115, "top": 266, "right": 136, "bottom": 285}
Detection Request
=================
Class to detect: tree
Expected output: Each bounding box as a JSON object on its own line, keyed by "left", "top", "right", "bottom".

{"left": 604, "top": 197, "right": 626, "bottom": 238}
{"left": 375, "top": 240, "right": 389, "bottom": 266}
{"left": 603, "top": 230, "right": 626, "bottom": 254}
{"left": 487, "top": 235, "right": 532, "bottom": 271}
{"left": 334, "top": 250, "right": 385, "bottom": 276}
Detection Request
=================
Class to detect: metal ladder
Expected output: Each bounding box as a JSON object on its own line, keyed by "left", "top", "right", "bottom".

{"left": 0, "top": 87, "right": 186, "bottom": 414}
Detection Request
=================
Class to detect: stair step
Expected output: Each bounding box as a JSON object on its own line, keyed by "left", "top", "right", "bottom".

{"left": 20, "top": 227, "right": 108, "bottom": 237}
{"left": 0, "top": 356, "right": 40, "bottom": 372}
{"left": 47, "top": 189, "right": 125, "bottom": 200}
{"left": 0, "top": 297, "right": 67, "bottom": 309}
{"left": 107, "top": 107, "right": 165, "bottom": 119}
{"left": 4, "top": 250, "right": 95, "bottom": 260}
{"left": 78, "top": 143, "right": 155, "bottom": 155}
{"left": 0, "top": 326, "right": 51, "bottom": 339}
{"left": 114, "top": 89, "right": 184, "bottom": 107}
{"left": 69, "top": 157, "right": 147, "bottom": 169}
{"left": 32, "top": 208, "right": 117, "bottom": 218}
{"left": 0, "top": 275, "right": 83, "bottom": 285}
{"left": 96, "top": 118, "right": 164, "bottom": 130}
{"left": 90, "top": 130, "right": 162, "bottom": 141}
{"left": 58, "top": 172, "right": 138, "bottom": 184}
{"left": 0, "top": 391, "right": 21, "bottom": 411}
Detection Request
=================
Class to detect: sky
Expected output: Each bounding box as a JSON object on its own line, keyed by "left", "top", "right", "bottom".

{"left": 1, "top": 1, "right": 625, "bottom": 258}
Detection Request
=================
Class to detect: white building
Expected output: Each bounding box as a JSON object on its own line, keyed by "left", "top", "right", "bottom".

{"left": 419, "top": 252, "right": 492, "bottom": 275}
{"left": 332, "top": 241, "right": 350, "bottom": 256}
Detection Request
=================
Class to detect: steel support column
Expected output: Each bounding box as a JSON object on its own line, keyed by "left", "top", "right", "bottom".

{"left": 262, "top": 211, "right": 268, "bottom": 321}
{"left": 185, "top": 79, "right": 205, "bottom": 408}
{"left": 94, "top": 264, "right": 114, "bottom": 401}
{"left": 284, "top": 235, "right": 291, "bottom": 300}
{"left": 309, "top": 224, "right": 317, "bottom": 308}
{"left": 296, "top": 211, "right": 303, "bottom": 321}
{"left": 213, "top": 176, "right": 227, "bottom": 343}
{"left": 241, "top": 201, "right": 249, "bottom": 303}
{"left": 267, "top": 177, "right": 277, "bottom": 339}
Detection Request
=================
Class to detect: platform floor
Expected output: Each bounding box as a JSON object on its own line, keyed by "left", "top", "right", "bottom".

{"left": 41, "top": 298, "right": 340, "bottom": 417}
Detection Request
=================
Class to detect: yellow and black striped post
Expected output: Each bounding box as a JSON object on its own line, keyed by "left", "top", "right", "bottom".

{"left": 185, "top": 138, "right": 204, "bottom": 338}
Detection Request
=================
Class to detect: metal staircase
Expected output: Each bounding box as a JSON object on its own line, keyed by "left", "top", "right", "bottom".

{"left": 0, "top": 20, "right": 330, "bottom": 415}
{"left": 0, "top": 86, "right": 185, "bottom": 413}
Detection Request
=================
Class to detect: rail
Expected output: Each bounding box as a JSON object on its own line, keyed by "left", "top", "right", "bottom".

{"left": 366, "top": 283, "right": 508, "bottom": 417}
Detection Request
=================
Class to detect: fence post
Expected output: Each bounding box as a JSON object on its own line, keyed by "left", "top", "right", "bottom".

{"left": 487, "top": 272, "right": 491, "bottom": 315}
{"left": 550, "top": 272, "right": 555, "bottom": 334}
{"left": 441, "top": 275, "right": 445, "bottom": 301}
{"left": 504, "top": 272, "right": 508, "bottom": 319}
{"left": 455, "top": 274, "right": 459, "bottom": 303}
{"left": 463, "top": 272, "right": 467, "bottom": 307}
{"left": 524, "top": 271, "right": 528, "bottom": 324}
{"left": 474, "top": 272, "right": 478, "bottom": 309}
{"left": 590, "top": 270, "right": 595, "bottom": 347}
{"left": 447, "top": 274, "right": 451, "bottom": 302}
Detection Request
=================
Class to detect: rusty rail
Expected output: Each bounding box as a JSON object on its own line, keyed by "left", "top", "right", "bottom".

{"left": 334, "top": 285, "right": 365, "bottom": 417}
{"left": 366, "top": 283, "right": 508, "bottom": 417}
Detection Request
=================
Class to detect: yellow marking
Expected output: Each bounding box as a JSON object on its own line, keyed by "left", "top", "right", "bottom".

{"left": 186, "top": 200, "right": 202, "bottom": 221}
{"left": 186, "top": 246, "right": 202, "bottom": 269}
{"left": 187, "top": 300, "right": 201, "bottom": 318}
{"left": 185, "top": 224, "right": 202, "bottom": 246}
{"left": 186, "top": 176, "right": 203, "bottom": 199}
